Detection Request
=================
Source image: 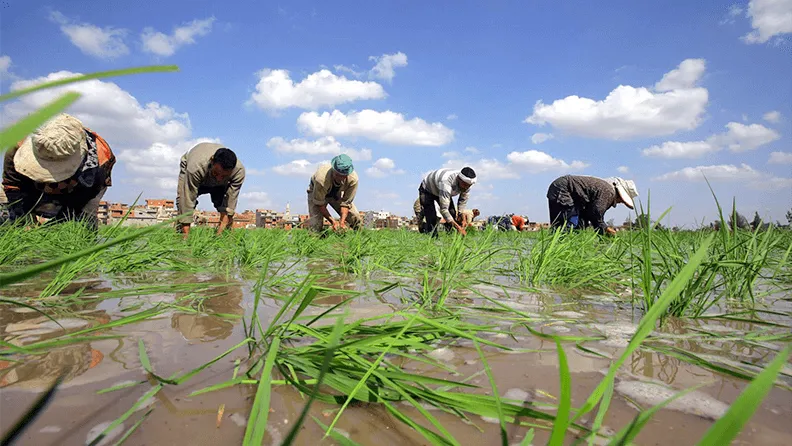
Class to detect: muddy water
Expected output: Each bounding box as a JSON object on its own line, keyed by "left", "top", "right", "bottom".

{"left": 1, "top": 271, "right": 791, "bottom": 446}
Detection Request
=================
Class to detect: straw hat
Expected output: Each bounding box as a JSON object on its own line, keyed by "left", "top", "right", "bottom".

{"left": 612, "top": 177, "right": 638, "bottom": 209}
{"left": 13, "top": 114, "right": 88, "bottom": 183}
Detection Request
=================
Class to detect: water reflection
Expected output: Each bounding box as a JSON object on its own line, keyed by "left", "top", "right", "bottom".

{"left": 170, "top": 281, "right": 245, "bottom": 342}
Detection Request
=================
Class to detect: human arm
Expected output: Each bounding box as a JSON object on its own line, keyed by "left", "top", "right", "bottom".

{"left": 177, "top": 168, "right": 203, "bottom": 230}
{"left": 338, "top": 206, "right": 349, "bottom": 229}
{"left": 217, "top": 212, "right": 233, "bottom": 235}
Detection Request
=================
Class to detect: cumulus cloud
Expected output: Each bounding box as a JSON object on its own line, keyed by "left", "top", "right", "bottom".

{"left": 446, "top": 114, "right": 458, "bottom": 121}
{"left": 525, "top": 58, "right": 709, "bottom": 140}
{"left": 141, "top": 17, "right": 215, "bottom": 57}
{"left": 654, "top": 163, "right": 791, "bottom": 191}
{"left": 531, "top": 133, "right": 554, "bottom": 144}
{"left": 617, "top": 166, "right": 630, "bottom": 173}
{"left": 248, "top": 69, "right": 385, "bottom": 111}
{"left": 368, "top": 52, "right": 408, "bottom": 82}
{"left": 366, "top": 157, "right": 406, "bottom": 178}
{"left": 769, "top": 151, "right": 792, "bottom": 164}
{"left": 442, "top": 149, "right": 586, "bottom": 180}
{"left": 2, "top": 70, "right": 214, "bottom": 192}
{"left": 297, "top": 109, "right": 454, "bottom": 146}
{"left": 641, "top": 121, "right": 780, "bottom": 158}
{"left": 654, "top": 163, "right": 761, "bottom": 181}
{"left": 49, "top": 11, "right": 129, "bottom": 59}
{"left": 742, "top": 0, "right": 792, "bottom": 44}
{"left": 239, "top": 191, "right": 272, "bottom": 209}
{"left": 0, "top": 55, "right": 11, "bottom": 75}
{"left": 272, "top": 160, "right": 323, "bottom": 177}
{"left": 334, "top": 64, "right": 364, "bottom": 78}
{"left": 266, "top": 136, "right": 372, "bottom": 161}
{"left": 654, "top": 59, "right": 707, "bottom": 92}
{"left": 442, "top": 151, "right": 460, "bottom": 158}
{"left": 763, "top": 110, "right": 782, "bottom": 123}
{"left": 506, "top": 150, "right": 589, "bottom": 173}
{"left": 464, "top": 146, "right": 480, "bottom": 154}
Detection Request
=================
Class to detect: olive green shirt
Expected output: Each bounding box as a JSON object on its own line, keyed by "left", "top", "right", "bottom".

{"left": 177, "top": 143, "right": 245, "bottom": 223}
{"left": 307, "top": 163, "right": 358, "bottom": 208}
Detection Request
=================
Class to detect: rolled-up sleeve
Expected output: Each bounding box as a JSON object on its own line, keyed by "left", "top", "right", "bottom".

{"left": 438, "top": 190, "right": 454, "bottom": 222}
{"left": 340, "top": 177, "right": 357, "bottom": 208}
{"left": 222, "top": 166, "right": 245, "bottom": 215}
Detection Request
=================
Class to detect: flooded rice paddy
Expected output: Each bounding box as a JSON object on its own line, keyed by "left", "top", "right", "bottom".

{"left": 1, "top": 227, "right": 791, "bottom": 445}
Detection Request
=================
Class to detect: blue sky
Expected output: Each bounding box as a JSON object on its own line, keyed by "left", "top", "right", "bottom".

{"left": 2, "top": 0, "right": 791, "bottom": 227}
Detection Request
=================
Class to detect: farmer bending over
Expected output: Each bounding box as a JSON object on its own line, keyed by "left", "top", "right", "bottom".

{"left": 306, "top": 154, "right": 361, "bottom": 232}
{"left": 418, "top": 167, "right": 476, "bottom": 237}
{"left": 1, "top": 114, "right": 115, "bottom": 229}
{"left": 177, "top": 143, "right": 245, "bottom": 239}
{"left": 546, "top": 175, "right": 637, "bottom": 235}
{"left": 457, "top": 208, "right": 480, "bottom": 228}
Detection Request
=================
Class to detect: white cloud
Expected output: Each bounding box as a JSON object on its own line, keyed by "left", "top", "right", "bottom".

{"left": 266, "top": 136, "right": 372, "bottom": 161}
{"left": 272, "top": 160, "right": 323, "bottom": 177}
{"left": 751, "top": 177, "right": 792, "bottom": 190}
{"left": 2, "top": 70, "right": 212, "bottom": 192}
{"left": 506, "top": 150, "right": 589, "bottom": 173}
{"left": 368, "top": 52, "right": 408, "bottom": 82}
{"left": 442, "top": 149, "right": 586, "bottom": 181}
{"left": 0, "top": 55, "right": 11, "bottom": 75}
{"left": 334, "top": 64, "right": 364, "bottom": 78}
{"left": 240, "top": 191, "right": 272, "bottom": 208}
{"left": 617, "top": 166, "right": 630, "bottom": 173}
{"left": 248, "top": 69, "right": 385, "bottom": 111}
{"left": 531, "top": 133, "right": 554, "bottom": 144}
{"left": 442, "top": 151, "right": 460, "bottom": 158}
{"left": 769, "top": 151, "right": 792, "bottom": 164}
{"left": 525, "top": 58, "right": 709, "bottom": 140}
{"left": 642, "top": 141, "right": 720, "bottom": 159}
{"left": 50, "top": 12, "right": 129, "bottom": 59}
{"left": 446, "top": 114, "right": 458, "bottom": 121}
{"left": 721, "top": 5, "right": 745, "bottom": 25}
{"left": 297, "top": 109, "right": 454, "bottom": 146}
{"left": 742, "top": 0, "right": 792, "bottom": 44}
{"left": 654, "top": 163, "right": 762, "bottom": 181}
{"left": 141, "top": 17, "right": 215, "bottom": 57}
{"left": 366, "top": 157, "right": 405, "bottom": 178}
{"left": 654, "top": 59, "right": 707, "bottom": 92}
{"left": 464, "top": 146, "right": 480, "bottom": 154}
{"left": 641, "top": 121, "right": 780, "bottom": 158}
{"left": 763, "top": 110, "right": 782, "bottom": 123}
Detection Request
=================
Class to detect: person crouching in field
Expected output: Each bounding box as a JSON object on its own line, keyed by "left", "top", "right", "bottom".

{"left": 418, "top": 167, "right": 476, "bottom": 237}
{"left": 1, "top": 114, "right": 115, "bottom": 229}
{"left": 176, "top": 143, "right": 245, "bottom": 239}
{"left": 306, "top": 154, "right": 362, "bottom": 233}
{"left": 457, "top": 208, "right": 480, "bottom": 229}
{"left": 546, "top": 175, "right": 638, "bottom": 235}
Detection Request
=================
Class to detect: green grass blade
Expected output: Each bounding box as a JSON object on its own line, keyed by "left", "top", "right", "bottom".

{"left": 549, "top": 339, "right": 571, "bottom": 446}
{"left": 112, "top": 409, "right": 152, "bottom": 446}
{"left": 282, "top": 312, "right": 347, "bottom": 446}
{"left": 696, "top": 346, "right": 791, "bottom": 446}
{"left": 519, "top": 429, "right": 535, "bottom": 446}
{"left": 0, "top": 65, "right": 179, "bottom": 102}
{"left": 87, "top": 384, "right": 162, "bottom": 446}
{"left": 312, "top": 417, "right": 364, "bottom": 446}
{"left": 473, "top": 340, "right": 507, "bottom": 446}
{"left": 97, "top": 380, "right": 143, "bottom": 395}
{"left": 243, "top": 337, "right": 281, "bottom": 446}
{"left": 0, "top": 92, "right": 81, "bottom": 152}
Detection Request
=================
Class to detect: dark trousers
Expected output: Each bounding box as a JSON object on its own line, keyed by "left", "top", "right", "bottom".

{"left": 418, "top": 186, "right": 457, "bottom": 237}
{"left": 198, "top": 186, "right": 228, "bottom": 211}
{"left": 548, "top": 201, "right": 581, "bottom": 229}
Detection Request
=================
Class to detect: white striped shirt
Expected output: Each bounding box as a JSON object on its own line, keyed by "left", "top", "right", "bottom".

{"left": 420, "top": 168, "right": 470, "bottom": 221}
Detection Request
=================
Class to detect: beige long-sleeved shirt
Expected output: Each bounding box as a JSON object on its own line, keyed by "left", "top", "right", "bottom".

{"left": 307, "top": 163, "right": 358, "bottom": 208}
{"left": 177, "top": 143, "right": 245, "bottom": 223}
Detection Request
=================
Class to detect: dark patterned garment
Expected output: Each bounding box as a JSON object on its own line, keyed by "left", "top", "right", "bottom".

{"left": 2, "top": 130, "right": 109, "bottom": 223}
{"left": 546, "top": 175, "right": 618, "bottom": 233}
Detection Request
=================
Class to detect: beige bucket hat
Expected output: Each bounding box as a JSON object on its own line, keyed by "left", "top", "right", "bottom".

{"left": 13, "top": 113, "right": 88, "bottom": 183}
{"left": 612, "top": 177, "right": 638, "bottom": 210}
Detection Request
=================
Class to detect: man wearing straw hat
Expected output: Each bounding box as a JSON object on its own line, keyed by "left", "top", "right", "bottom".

{"left": 1, "top": 114, "right": 116, "bottom": 228}
{"left": 417, "top": 166, "right": 477, "bottom": 237}
{"left": 546, "top": 175, "right": 638, "bottom": 235}
{"left": 306, "top": 154, "right": 361, "bottom": 232}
